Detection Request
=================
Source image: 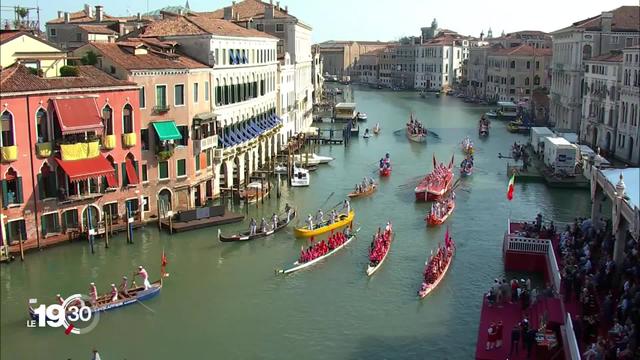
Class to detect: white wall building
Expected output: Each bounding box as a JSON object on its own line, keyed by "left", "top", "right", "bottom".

{"left": 415, "top": 34, "right": 472, "bottom": 90}
{"left": 617, "top": 46, "right": 640, "bottom": 165}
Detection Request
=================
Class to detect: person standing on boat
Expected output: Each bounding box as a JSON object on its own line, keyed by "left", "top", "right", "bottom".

{"left": 331, "top": 210, "right": 338, "bottom": 224}
{"left": 137, "top": 265, "right": 151, "bottom": 290}
{"left": 271, "top": 213, "right": 279, "bottom": 230}
{"left": 249, "top": 218, "right": 257, "bottom": 235}
{"left": 316, "top": 209, "right": 324, "bottom": 224}
{"left": 119, "top": 276, "right": 129, "bottom": 296}
{"left": 285, "top": 203, "right": 292, "bottom": 222}
{"left": 260, "top": 218, "right": 268, "bottom": 233}
{"left": 89, "top": 282, "right": 98, "bottom": 304}
{"left": 306, "top": 214, "right": 314, "bottom": 230}
{"left": 110, "top": 284, "right": 118, "bottom": 302}
{"left": 343, "top": 199, "right": 351, "bottom": 214}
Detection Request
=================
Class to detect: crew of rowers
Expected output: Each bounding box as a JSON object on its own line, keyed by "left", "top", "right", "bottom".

{"left": 479, "top": 115, "right": 490, "bottom": 127}
{"left": 426, "top": 162, "right": 452, "bottom": 189}
{"left": 421, "top": 240, "right": 454, "bottom": 288}
{"left": 407, "top": 116, "right": 426, "bottom": 135}
{"left": 461, "top": 136, "right": 474, "bottom": 154}
{"left": 354, "top": 177, "right": 376, "bottom": 193}
{"left": 428, "top": 193, "right": 455, "bottom": 221}
{"left": 298, "top": 231, "right": 348, "bottom": 263}
{"left": 369, "top": 222, "right": 393, "bottom": 266}
{"left": 460, "top": 156, "right": 474, "bottom": 173}
{"left": 305, "top": 199, "right": 350, "bottom": 230}
{"left": 55, "top": 266, "right": 152, "bottom": 306}
{"left": 379, "top": 153, "right": 391, "bottom": 170}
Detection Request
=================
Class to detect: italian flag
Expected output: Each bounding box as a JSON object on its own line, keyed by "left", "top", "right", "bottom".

{"left": 507, "top": 174, "right": 515, "bottom": 201}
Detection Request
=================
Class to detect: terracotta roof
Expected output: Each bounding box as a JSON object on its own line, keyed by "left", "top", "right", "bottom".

{"left": 571, "top": 6, "right": 640, "bottom": 32}
{"left": 0, "top": 30, "right": 25, "bottom": 44}
{"left": 138, "top": 14, "right": 276, "bottom": 39}
{"left": 77, "top": 24, "right": 117, "bottom": 35}
{"left": 47, "top": 10, "right": 117, "bottom": 24}
{"left": 203, "top": 0, "right": 294, "bottom": 21}
{"left": 0, "top": 64, "right": 136, "bottom": 94}
{"left": 587, "top": 52, "right": 623, "bottom": 62}
{"left": 489, "top": 44, "right": 552, "bottom": 57}
{"left": 84, "top": 42, "right": 209, "bottom": 70}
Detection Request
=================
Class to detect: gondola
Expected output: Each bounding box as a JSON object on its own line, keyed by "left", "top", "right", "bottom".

{"left": 218, "top": 210, "right": 296, "bottom": 242}
{"left": 418, "top": 233, "right": 455, "bottom": 299}
{"left": 277, "top": 229, "right": 359, "bottom": 275}
{"left": 293, "top": 210, "right": 355, "bottom": 238}
{"left": 366, "top": 225, "right": 394, "bottom": 276}
{"left": 479, "top": 123, "right": 489, "bottom": 137}
{"left": 348, "top": 184, "right": 377, "bottom": 198}
{"left": 29, "top": 279, "right": 163, "bottom": 321}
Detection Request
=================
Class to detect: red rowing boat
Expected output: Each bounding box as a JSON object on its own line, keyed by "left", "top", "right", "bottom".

{"left": 418, "top": 229, "right": 455, "bottom": 299}
{"left": 414, "top": 154, "right": 454, "bottom": 201}
{"left": 379, "top": 167, "right": 391, "bottom": 176}
{"left": 425, "top": 197, "right": 455, "bottom": 226}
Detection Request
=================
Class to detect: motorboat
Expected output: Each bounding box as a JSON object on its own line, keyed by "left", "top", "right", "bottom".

{"left": 357, "top": 112, "right": 368, "bottom": 121}
{"left": 291, "top": 165, "right": 310, "bottom": 187}
{"left": 292, "top": 153, "right": 334, "bottom": 165}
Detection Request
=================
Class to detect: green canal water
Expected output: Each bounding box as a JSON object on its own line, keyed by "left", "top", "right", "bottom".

{"left": 1, "top": 87, "right": 591, "bottom": 359}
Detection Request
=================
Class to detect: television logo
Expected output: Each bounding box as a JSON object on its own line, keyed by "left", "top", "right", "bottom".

{"left": 26, "top": 294, "right": 100, "bottom": 335}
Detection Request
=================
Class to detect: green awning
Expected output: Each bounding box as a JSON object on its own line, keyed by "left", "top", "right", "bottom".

{"left": 152, "top": 121, "right": 182, "bottom": 141}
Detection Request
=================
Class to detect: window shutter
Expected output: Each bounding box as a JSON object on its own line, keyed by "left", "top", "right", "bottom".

{"left": 47, "top": 173, "right": 57, "bottom": 198}
{"left": 41, "top": 215, "right": 47, "bottom": 236}
{"left": 1, "top": 180, "right": 8, "bottom": 208}
{"left": 121, "top": 163, "right": 128, "bottom": 186}
{"left": 19, "top": 220, "right": 27, "bottom": 241}
{"left": 16, "top": 177, "right": 23, "bottom": 204}
{"left": 38, "top": 174, "right": 45, "bottom": 199}
{"left": 114, "top": 165, "right": 119, "bottom": 186}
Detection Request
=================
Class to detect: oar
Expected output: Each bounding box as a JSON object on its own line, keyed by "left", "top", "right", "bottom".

{"left": 135, "top": 299, "right": 156, "bottom": 313}
{"left": 318, "top": 191, "right": 335, "bottom": 209}
{"left": 426, "top": 130, "right": 440, "bottom": 139}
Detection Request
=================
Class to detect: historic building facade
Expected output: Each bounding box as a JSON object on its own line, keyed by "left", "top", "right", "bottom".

{"left": 550, "top": 6, "right": 640, "bottom": 131}
{"left": 617, "top": 46, "right": 640, "bottom": 165}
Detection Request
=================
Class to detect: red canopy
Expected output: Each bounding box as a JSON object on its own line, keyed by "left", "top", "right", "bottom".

{"left": 125, "top": 158, "right": 139, "bottom": 185}
{"left": 55, "top": 155, "right": 114, "bottom": 182}
{"left": 52, "top": 97, "right": 103, "bottom": 134}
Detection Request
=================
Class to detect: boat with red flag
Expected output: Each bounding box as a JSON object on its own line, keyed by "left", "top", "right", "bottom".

{"left": 406, "top": 113, "right": 427, "bottom": 143}
{"left": 425, "top": 193, "right": 455, "bottom": 226}
{"left": 366, "top": 222, "right": 393, "bottom": 276}
{"left": 418, "top": 228, "right": 455, "bottom": 299}
{"left": 379, "top": 153, "right": 391, "bottom": 176}
{"left": 414, "top": 154, "right": 454, "bottom": 201}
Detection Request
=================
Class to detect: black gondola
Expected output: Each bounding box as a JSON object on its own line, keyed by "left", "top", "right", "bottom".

{"left": 218, "top": 210, "right": 296, "bottom": 242}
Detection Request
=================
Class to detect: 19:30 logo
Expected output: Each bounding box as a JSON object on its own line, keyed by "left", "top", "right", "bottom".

{"left": 28, "top": 294, "right": 100, "bottom": 335}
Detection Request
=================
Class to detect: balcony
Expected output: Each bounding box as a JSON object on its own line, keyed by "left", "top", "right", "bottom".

{"left": 57, "top": 192, "right": 103, "bottom": 205}
{"left": 103, "top": 134, "right": 116, "bottom": 150}
{"left": 193, "top": 135, "right": 218, "bottom": 153}
{"left": 155, "top": 142, "right": 175, "bottom": 161}
{"left": 153, "top": 105, "right": 171, "bottom": 114}
{"left": 213, "top": 148, "right": 224, "bottom": 161}
{"left": 1, "top": 145, "right": 18, "bottom": 162}
{"left": 60, "top": 140, "right": 100, "bottom": 161}
{"left": 122, "top": 133, "right": 137, "bottom": 147}
{"left": 35, "top": 142, "right": 52, "bottom": 158}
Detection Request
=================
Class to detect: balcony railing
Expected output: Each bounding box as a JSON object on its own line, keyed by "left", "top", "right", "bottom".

{"left": 1, "top": 145, "right": 18, "bottom": 162}
{"left": 57, "top": 192, "right": 103, "bottom": 205}
{"left": 59, "top": 140, "right": 100, "bottom": 161}
{"left": 122, "top": 133, "right": 137, "bottom": 147}
{"left": 36, "top": 142, "right": 52, "bottom": 158}
{"left": 153, "top": 105, "right": 171, "bottom": 114}
{"left": 155, "top": 142, "right": 175, "bottom": 161}
{"left": 193, "top": 135, "right": 218, "bottom": 153}
{"left": 102, "top": 134, "right": 116, "bottom": 150}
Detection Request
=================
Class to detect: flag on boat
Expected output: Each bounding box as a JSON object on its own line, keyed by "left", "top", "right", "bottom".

{"left": 161, "top": 250, "right": 168, "bottom": 277}
{"left": 507, "top": 173, "right": 516, "bottom": 201}
{"left": 432, "top": 154, "right": 436, "bottom": 168}
{"left": 444, "top": 226, "right": 451, "bottom": 248}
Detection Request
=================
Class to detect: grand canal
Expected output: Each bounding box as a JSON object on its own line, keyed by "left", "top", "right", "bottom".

{"left": 1, "top": 87, "right": 591, "bottom": 359}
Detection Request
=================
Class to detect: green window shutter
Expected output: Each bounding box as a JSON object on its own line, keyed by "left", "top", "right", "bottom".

{"left": 16, "top": 177, "right": 23, "bottom": 204}
{"left": 121, "top": 163, "right": 128, "bottom": 186}
{"left": 1, "top": 180, "right": 8, "bottom": 207}
{"left": 47, "top": 174, "right": 57, "bottom": 198}
{"left": 114, "top": 165, "right": 119, "bottom": 186}
{"left": 206, "top": 149, "right": 212, "bottom": 166}
{"left": 37, "top": 174, "right": 45, "bottom": 199}
{"left": 41, "top": 215, "right": 47, "bottom": 236}
{"left": 194, "top": 155, "right": 200, "bottom": 171}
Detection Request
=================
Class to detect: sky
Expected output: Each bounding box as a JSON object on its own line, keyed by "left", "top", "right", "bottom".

{"left": 1, "top": 0, "right": 636, "bottom": 43}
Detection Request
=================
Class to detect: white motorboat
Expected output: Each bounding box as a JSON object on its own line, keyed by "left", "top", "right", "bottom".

{"left": 292, "top": 153, "right": 334, "bottom": 165}
{"left": 274, "top": 164, "right": 288, "bottom": 174}
{"left": 357, "top": 112, "right": 368, "bottom": 121}
{"left": 291, "top": 165, "right": 310, "bottom": 187}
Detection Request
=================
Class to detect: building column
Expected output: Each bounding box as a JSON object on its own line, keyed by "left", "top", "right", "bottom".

{"left": 237, "top": 152, "right": 246, "bottom": 185}
{"left": 260, "top": 140, "right": 266, "bottom": 167}
{"left": 213, "top": 163, "right": 221, "bottom": 197}
{"left": 591, "top": 182, "right": 603, "bottom": 227}
{"left": 225, "top": 159, "right": 234, "bottom": 189}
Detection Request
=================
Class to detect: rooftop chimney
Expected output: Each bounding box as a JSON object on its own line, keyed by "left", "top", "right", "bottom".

{"left": 64, "top": 12, "right": 70, "bottom": 23}
{"left": 285, "top": 5, "right": 288, "bottom": 13}
{"left": 601, "top": 11, "right": 613, "bottom": 33}
{"left": 57, "top": 11, "right": 63, "bottom": 19}
{"left": 265, "top": 3, "right": 274, "bottom": 19}
{"left": 84, "top": 4, "right": 93, "bottom": 18}
{"left": 137, "top": 12, "right": 141, "bottom": 21}
{"left": 95, "top": 5, "right": 104, "bottom": 22}
{"left": 276, "top": 1, "right": 280, "bottom": 10}
{"left": 223, "top": 6, "right": 234, "bottom": 20}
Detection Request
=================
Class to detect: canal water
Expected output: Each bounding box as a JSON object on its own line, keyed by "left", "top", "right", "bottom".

{"left": 0, "top": 87, "right": 591, "bottom": 359}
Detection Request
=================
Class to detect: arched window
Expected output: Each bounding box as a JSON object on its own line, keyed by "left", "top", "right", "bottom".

{"left": 38, "top": 163, "right": 57, "bottom": 199}
{"left": 102, "top": 105, "right": 113, "bottom": 136}
{"left": 123, "top": 104, "right": 133, "bottom": 133}
{"left": 534, "top": 75, "right": 540, "bottom": 86}
{"left": 582, "top": 45, "right": 592, "bottom": 60}
{"left": 510, "top": 61, "right": 515, "bottom": 69}
{"left": 524, "top": 77, "right": 530, "bottom": 86}
{"left": 0, "top": 111, "right": 15, "bottom": 147}
{"left": 510, "top": 77, "right": 515, "bottom": 85}
{"left": 2, "top": 167, "right": 22, "bottom": 206}
{"left": 36, "top": 109, "right": 49, "bottom": 143}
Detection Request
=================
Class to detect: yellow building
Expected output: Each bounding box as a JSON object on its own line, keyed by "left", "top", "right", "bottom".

{"left": 0, "top": 30, "right": 66, "bottom": 78}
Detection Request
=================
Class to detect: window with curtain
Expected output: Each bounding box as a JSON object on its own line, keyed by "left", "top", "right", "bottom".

{"left": 123, "top": 104, "right": 133, "bottom": 133}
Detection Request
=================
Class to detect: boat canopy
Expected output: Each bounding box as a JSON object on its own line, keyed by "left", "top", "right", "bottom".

{"left": 497, "top": 101, "right": 517, "bottom": 109}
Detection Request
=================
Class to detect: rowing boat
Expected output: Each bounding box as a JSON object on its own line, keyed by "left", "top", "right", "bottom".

{"left": 293, "top": 210, "right": 355, "bottom": 238}
{"left": 218, "top": 210, "right": 296, "bottom": 242}
{"left": 366, "top": 226, "right": 394, "bottom": 276}
{"left": 348, "top": 184, "right": 377, "bottom": 198}
{"left": 29, "top": 279, "right": 163, "bottom": 320}
{"left": 406, "top": 113, "right": 427, "bottom": 143}
{"left": 379, "top": 166, "right": 391, "bottom": 177}
{"left": 277, "top": 229, "right": 359, "bottom": 274}
{"left": 373, "top": 123, "right": 381, "bottom": 134}
{"left": 418, "top": 234, "right": 455, "bottom": 299}
{"left": 425, "top": 200, "right": 455, "bottom": 226}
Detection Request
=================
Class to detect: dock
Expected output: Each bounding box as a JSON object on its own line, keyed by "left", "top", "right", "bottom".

{"left": 159, "top": 205, "right": 245, "bottom": 234}
{"left": 506, "top": 154, "right": 590, "bottom": 189}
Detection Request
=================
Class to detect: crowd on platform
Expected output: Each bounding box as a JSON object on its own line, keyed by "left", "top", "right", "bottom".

{"left": 298, "top": 232, "right": 348, "bottom": 263}
{"left": 558, "top": 217, "right": 639, "bottom": 359}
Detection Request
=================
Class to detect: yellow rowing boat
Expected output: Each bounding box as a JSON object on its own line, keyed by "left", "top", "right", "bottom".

{"left": 293, "top": 211, "right": 355, "bottom": 238}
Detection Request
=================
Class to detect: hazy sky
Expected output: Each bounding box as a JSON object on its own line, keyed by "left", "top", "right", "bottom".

{"left": 2, "top": 0, "right": 636, "bottom": 42}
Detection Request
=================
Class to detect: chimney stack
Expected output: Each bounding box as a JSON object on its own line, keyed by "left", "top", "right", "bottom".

{"left": 84, "top": 4, "right": 93, "bottom": 18}
{"left": 137, "top": 12, "right": 141, "bottom": 21}
{"left": 265, "top": 3, "right": 274, "bottom": 19}
{"left": 95, "top": 5, "right": 104, "bottom": 22}
{"left": 57, "top": 11, "right": 63, "bottom": 19}
{"left": 601, "top": 11, "right": 613, "bottom": 33}
{"left": 223, "top": 6, "right": 234, "bottom": 20}
{"left": 64, "top": 12, "right": 70, "bottom": 23}
{"left": 285, "top": 5, "right": 288, "bottom": 13}
{"left": 276, "top": 1, "right": 280, "bottom": 10}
